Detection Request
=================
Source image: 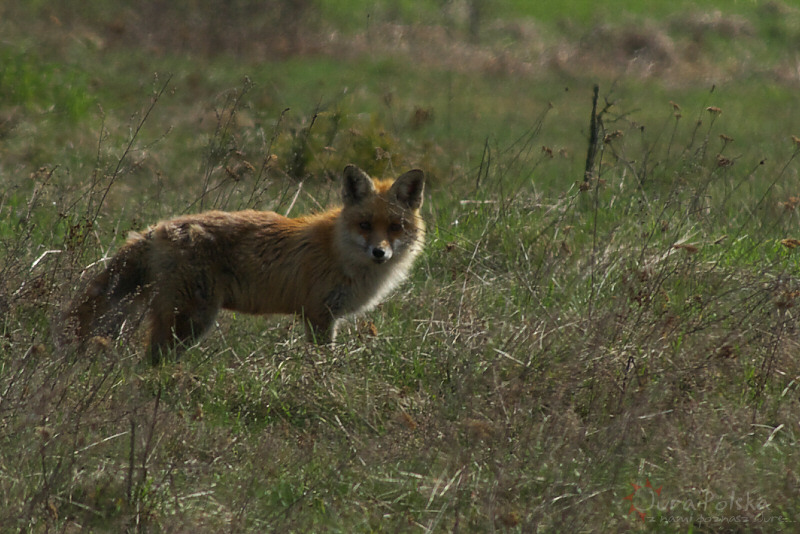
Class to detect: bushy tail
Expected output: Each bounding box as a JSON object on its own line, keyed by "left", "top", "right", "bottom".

{"left": 62, "top": 233, "right": 150, "bottom": 347}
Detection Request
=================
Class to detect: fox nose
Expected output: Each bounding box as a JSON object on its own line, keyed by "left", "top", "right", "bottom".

{"left": 371, "top": 246, "right": 391, "bottom": 262}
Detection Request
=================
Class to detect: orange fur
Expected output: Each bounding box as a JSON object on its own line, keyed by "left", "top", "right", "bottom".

{"left": 64, "top": 165, "right": 425, "bottom": 363}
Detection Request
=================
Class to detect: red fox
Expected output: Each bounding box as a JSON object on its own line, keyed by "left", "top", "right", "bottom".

{"left": 65, "top": 165, "right": 425, "bottom": 363}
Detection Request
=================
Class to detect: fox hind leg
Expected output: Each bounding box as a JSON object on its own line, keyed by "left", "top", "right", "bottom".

{"left": 148, "top": 292, "right": 221, "bottom": 365}
{"left": 148, "top": 308, "right": 219, "bottom": 365}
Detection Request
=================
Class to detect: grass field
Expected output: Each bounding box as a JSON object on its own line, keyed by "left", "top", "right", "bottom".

{"left": 2, "top": 1, "right": 800, "bottom": 532}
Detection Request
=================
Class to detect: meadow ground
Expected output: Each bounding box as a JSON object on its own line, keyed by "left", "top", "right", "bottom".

{"left": 2, "top": 1, "right": 800, "bottom": 532}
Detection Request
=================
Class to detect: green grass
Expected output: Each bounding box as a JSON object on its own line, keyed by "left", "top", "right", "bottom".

{"left": 321, "top": 0, "right": 790, "bottom": 29}
{"left": 0, "top": 46, "right": 94, "bottom": 121}
{"left": 2, "top": 1, "right": 800, "bottom": 532}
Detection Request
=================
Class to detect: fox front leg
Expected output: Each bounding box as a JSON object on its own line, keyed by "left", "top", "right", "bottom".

{"left": 303, "top": 315, "right": 338, "bottom": 344}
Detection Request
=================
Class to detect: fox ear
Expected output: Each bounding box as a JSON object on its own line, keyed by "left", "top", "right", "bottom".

{"left": 342, "top": 165, "right": 376, "bottom": 205}
{"left": 391, "top": 169, "right": 425, "bottom": 210}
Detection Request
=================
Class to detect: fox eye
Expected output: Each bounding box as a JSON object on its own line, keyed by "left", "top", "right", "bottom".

{"left": 359, "top": 221, "right": 372, "bottom": 231}
{"left": 389, "top": 222, "right": 403, "bottom": 232}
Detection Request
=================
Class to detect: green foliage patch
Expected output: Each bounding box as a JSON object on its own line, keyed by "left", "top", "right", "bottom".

{"left": 0, "top": 46, "right": 93, "bottom": 121}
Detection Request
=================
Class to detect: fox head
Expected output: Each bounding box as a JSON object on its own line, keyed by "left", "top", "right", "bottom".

{"left": 339, "top": 165, "right": 425, "bottom": 266}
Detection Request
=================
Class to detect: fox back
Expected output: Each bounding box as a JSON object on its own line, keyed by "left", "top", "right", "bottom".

{"left": 64, "top": 165, "right": 425, "bottom": 362}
